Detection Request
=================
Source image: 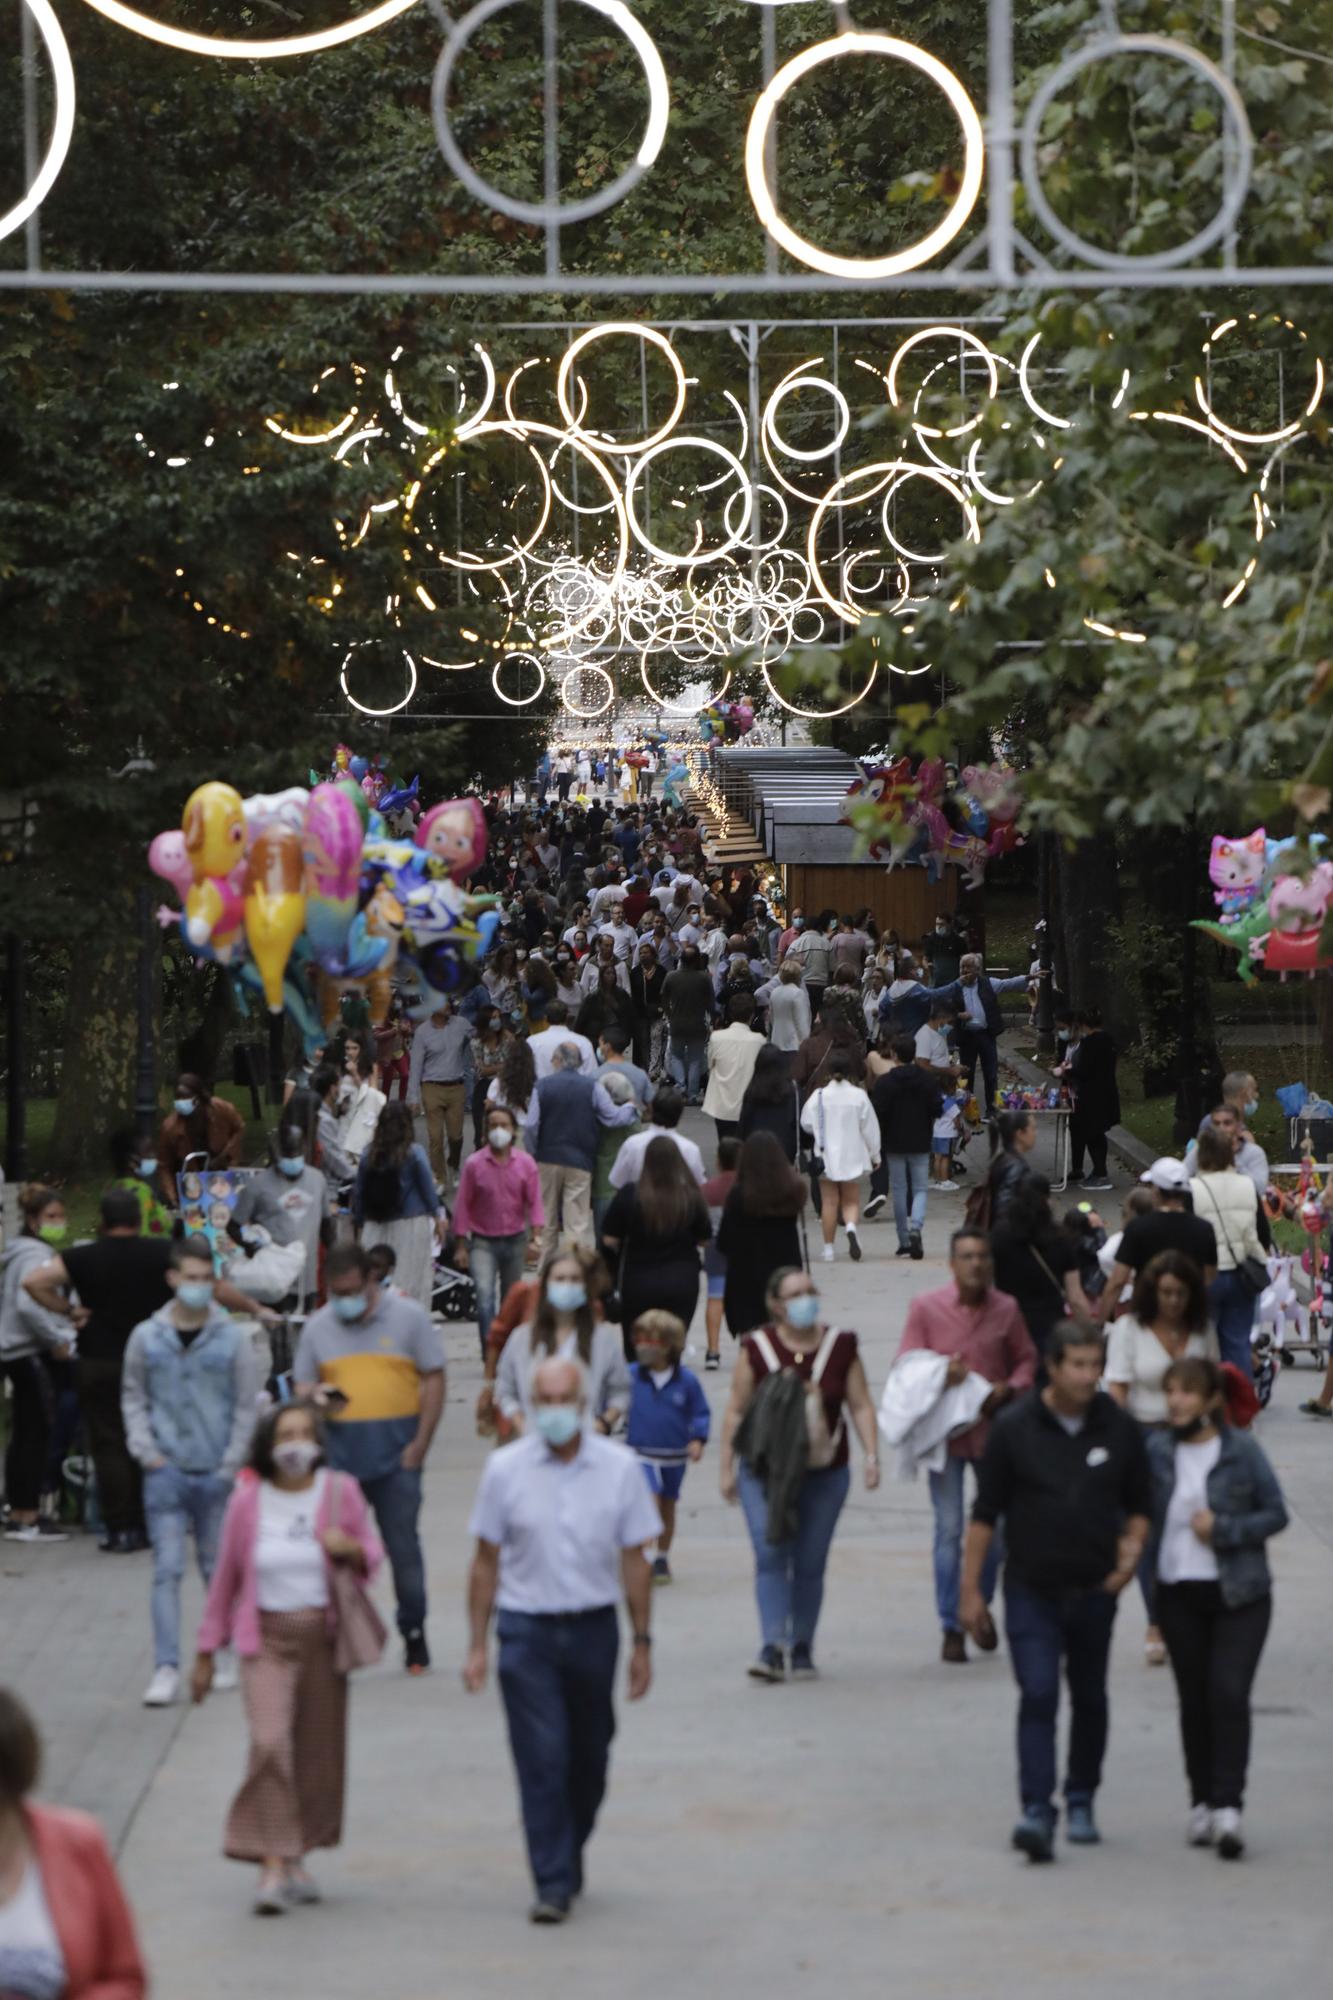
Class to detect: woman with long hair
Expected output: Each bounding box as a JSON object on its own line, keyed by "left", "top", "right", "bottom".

{"left": 716, "top": 1132, "right": 807, "bottom": 1338}
{"left": 758, "top": 957, "right": 811, "bottom": 1053}
{"left": 493, "top": 1247, "right": 629, "bottom": 1431}
{"left": 488, "top": 1034, "right": 537, "bottom": 1143}
{"left": 193, "top": 1400, "right": 383, "bottom": 1915}
{"left": 483, "top": 946, "right": 522, "bottom": 1013}
{"left": 576, "top": 964, "right": 637, "bottom": 1047}
{"left": 800, "top": 1053, "right": 880, "bottom": 1264}
{"left": 1107, "top": 1250, "right": 1219, "bottom": 1666}
{"left": 1190, "top": 1122, "right": 1265, "bottom": 1375}
{"left": 987, "top": 1108, "right": 1040, "bottom": 1226}
{"left": 0, "top": 1186, "right": 73, "bottom": 1544}
{"left": 352, "top": 1101, "right": 442, "bottom": 1309}
{"left": 989, "top": 1172, "right": 1092, "bottom": 1360}
{"left": 1146, "top": 1357, "right": 1287, "bottom": 1859}
{"left": 599, "top": 1135, "right": 712, "bottom": 1358}
{"left": 628, "top": 939, "right": 669, "bottom": 1078}
{"left": 155, "top": 1071, "right": 244, "bottom": 1203}
{"left": 471, "top": 1004, "right": 513, "bottom": 1148}
{"left": 738, "top": 1044, "right": 799, "bottom": 1161}
{"left": 335, "top": 1035, "right": 387, "bottom": 1166}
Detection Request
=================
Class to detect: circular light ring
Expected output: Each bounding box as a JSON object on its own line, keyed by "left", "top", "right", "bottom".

{"left": 1019, "top": 33, "right": 1254, "bottom": 272}
{"left": 761, "top": 657, "right": 878, "bottom": 719}
{"left": 547, "top": 437, "right": 619, "bottom": 518}
{"left": 639, "top": 654, "right": 733, "bottom": 715}
{"left": 745, "top": 33, "right": 984, "bottom": 281}
{"left": 697, "top": 390, "right": 751, "bottom": 493}
{"left": 965, "top": 435, "right": 1044, "bottom": 508}
{"left": 761, "top": 363, "right": 850, "bottom": 464}
{"left": 432, "top": 0, "right": 669, "bottom": 227}
{"left": 452, "top": 341, "right": 499, "bottom": 442}
{"left": 80, "top": 0, "right": 418, "bottom": 58}
{"left": 492, "top": 651, "right": 547, "bottom": 707}
{"left": 406, "top": 428, "right": 553, "bottom": 573}
{"left": 887, "top": 328, "right": 999, "bottom": 433}
{"left": 556, "top": 324, "right": 687, "bottom": 458}
{"left": 624, "top": 436, "right": 752, "bottom": 569}
{"left": 805, "top": 460, "right": 978, "bottom": 623}
{"left": 878, "top": 463, "right": 979, "bottom": 564}
{"left": 724, "top": 481, "right": 791, "bottom": 554}
{"left": 1, "top": 0, "right": 75, "bottom": 249}
{"left": 339, "top": 645, "right": 418, "bottom": 717}
{"left": 560, "top": 663, "right": 615, "bottom": 718}
{"left": 1121, "top": 411, "right": 1262, "bottom": 612}
{"left": 1194, "top": 313, "right": 1325, "bottom": 447}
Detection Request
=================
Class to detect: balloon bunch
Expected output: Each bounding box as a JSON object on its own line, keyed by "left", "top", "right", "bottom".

{"left": 698, "top": 699, "right": 755, "bottom": 742}
{"left": 1195, "top": 828, "right": 1333, "bottom": 983}
{"left": 842, "top": 756, "right": 1022, "bottom": 886}
{"left": 312, "top": 746, "right": 421, "bottom": 835}
{"left": 151, "top": 783, "right": 499, "bottom": 1053}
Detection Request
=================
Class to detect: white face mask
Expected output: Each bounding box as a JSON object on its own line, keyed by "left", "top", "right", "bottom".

{"left": 488, "top": 1126, "right": 515, "bottom": 1151}
{"left": 273, "top": 1439, "right": 321, "bottom": 1478}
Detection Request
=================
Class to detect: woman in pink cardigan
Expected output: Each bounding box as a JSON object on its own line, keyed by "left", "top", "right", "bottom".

{"left": 192, "top": 1401, "right": 383, "bottom": 1916}
{"left": 0, "top": 1686, "right": 146, "bottom": 1997}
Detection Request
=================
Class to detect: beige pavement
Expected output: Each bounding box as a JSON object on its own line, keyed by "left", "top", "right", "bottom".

{"left": 6, "top": 1111, "right": 1330, "bottom": 1995}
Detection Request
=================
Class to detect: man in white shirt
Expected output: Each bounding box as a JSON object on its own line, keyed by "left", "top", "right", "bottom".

{"left": 590, "top": 877, "right": 628, "bottom": 922}
{"left": 701, "top": 914, "right": 728, "bottom": 971}
{"left": 609, "top": 1090, "right": 706, "bottom": 1187}
{"left": 464, "top": 1356, "right": 659, "bottom": 1924}
{"left": 526, "top": 1004, "right": 598, "bottom": 1079}
{"left": 915, "top": 999, "right": 960, "bottom": 1083}
{"left": 601, "top": 915, "right": 637, "bottom": 963}
{"left": 701, "top": 995, "right": 766, "bottom": 1141}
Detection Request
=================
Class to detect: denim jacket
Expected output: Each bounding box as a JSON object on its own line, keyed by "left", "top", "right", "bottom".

{"left": 1145, "top": 1426, "right": 1287, "bottom": 1609}
{"left": 121, "top": 1309, "right": 260, "bottom": 1477}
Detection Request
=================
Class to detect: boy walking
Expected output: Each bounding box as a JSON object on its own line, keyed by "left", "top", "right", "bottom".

{"left": 626, "top": 1311, "right": 710, "bottom": 1582}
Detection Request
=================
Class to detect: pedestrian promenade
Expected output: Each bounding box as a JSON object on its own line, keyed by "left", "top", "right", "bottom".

{"left": 4, "top": 1116, "right": 1329, "bottom": 1997}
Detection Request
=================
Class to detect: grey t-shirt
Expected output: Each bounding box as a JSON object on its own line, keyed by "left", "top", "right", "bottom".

{"left": 232, "top": 1165, "right": 330, "bottom": 1299}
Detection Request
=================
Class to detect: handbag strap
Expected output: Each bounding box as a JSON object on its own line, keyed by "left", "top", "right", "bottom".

{"left": 750, "top": 1329, "right": 781, "bottom": 1374}
{"left": 1197, "top": 1176, "right": 1241, "bottom": 1266}
{"left": 1029, "top": 1244, "right": 1066, "bottom": 1304}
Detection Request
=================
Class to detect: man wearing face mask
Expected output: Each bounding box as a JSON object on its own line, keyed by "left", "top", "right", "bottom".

{"left": 451, "top": 1108, "right": 545, "bottom": 1360}
{"left": 121, "top": 1237, "right": 261, "bottom": 1708}
{"left": 229, "top": 1127, "right": 331, "bottom": 1311}
{"left": 463, "top": 1355, "right": 660, "bottom": 1924}
{"left": 294, "top": 1243, "right": 446, "bottom": 1674}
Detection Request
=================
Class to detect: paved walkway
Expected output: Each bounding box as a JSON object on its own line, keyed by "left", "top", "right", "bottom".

{"left": 4, "top": 1112, "right": 1330, "bottom": 1996}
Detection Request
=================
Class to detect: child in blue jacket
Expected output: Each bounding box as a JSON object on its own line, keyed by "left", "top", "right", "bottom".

{"left": 627, "top": 1310, "right": 711, "bottom": 1583}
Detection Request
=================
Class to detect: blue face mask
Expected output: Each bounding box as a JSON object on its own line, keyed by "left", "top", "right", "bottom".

{"left": 534, "top": 1404, "right": 582, "bottom": 1448}
{"left": 137, "top": 1159, "right": 157, "bottom": 1179}
{"left": 173, "top": 1097, "right": 197, "bottom": 1117}
{"left": 1243, "top": 1099, "right": 1259, "bottom": 1119}
{"left": 177, "top": 1280, "right": 214, "bottom": 1311}
{"left": 333, "top": 1292, "right": 369, "bottom": 1323}
{"left": 546, "top": 1280, "right": 587, "bottom": 1313}
{"left": 278, "top": 1156, "right": 305, "bottom": 1178}
{"left": 785, "top": 1293, "right": 821, "bottom": 1330}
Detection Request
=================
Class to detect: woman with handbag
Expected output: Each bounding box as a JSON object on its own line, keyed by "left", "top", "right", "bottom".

{"left": 989, "top": 1174, "right": 1092, "bottom": 1363}
{"left": 192, "top": 1402, "right": 384, "bottom": 1916}
{"left": 599, "top": 1138, "right": 712, "bottom": 1360}
{"left": 799, "top": 1054, "right": 880, "bottom": 1264}
{"left": 1190, "top": 1123, "right": 1266, "bottom": 1376}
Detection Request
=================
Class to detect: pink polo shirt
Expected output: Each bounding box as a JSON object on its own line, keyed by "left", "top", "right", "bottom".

{"left": 451, "top": 1145, "right": 544, "bottom": 1240}
{"left": 897, "top": 1281, "right": 1038, "bottom": 1459}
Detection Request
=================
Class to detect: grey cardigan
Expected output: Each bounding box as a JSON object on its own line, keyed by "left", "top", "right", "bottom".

{"left": 1145, "top": 1425, "right": 1287, "bottom": 1608}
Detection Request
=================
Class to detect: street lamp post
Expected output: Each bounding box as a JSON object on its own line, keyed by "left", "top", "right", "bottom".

{"left": 1034, "top": 830, "right": 1055, "bottom": 1058}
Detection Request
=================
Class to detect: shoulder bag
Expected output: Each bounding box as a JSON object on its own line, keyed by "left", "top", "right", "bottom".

{"left": 329, "top": 1472, "right": 388, "bottom": 1675}
{"left": 1197, "top": 1178, "right": 1268, "bottom": 1299}
{"left": 751, "top": 1326, "right": 845, "bottom": 1468}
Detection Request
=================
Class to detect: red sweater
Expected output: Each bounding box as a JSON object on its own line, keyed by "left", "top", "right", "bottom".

{"left": 25, "top": 1805, "right": 147, "bottom": 1999}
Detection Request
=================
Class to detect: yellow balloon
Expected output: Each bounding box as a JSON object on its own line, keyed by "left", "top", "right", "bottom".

{"left": 244, "top": 828, "right": 306, "bottom": 1012}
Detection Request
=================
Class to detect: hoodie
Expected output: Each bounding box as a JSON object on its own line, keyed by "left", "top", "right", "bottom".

{"left": 0, "top": 1235, "right": 70, "bottom": 1363}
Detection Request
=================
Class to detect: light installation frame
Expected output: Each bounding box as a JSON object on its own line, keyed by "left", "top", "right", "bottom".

{"left": 5, "top": 0, "right": 1332, "bottom": 295}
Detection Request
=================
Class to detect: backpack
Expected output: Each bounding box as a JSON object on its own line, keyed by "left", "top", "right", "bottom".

{"left": 749, "top": 1327, "right": 845, "bottom": 1468}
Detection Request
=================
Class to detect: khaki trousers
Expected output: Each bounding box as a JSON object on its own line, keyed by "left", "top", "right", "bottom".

{"left": 538, "top": 1164, "right": 594, "bottom": 1258}
{"left": 420, "top": 1079, "right": 466, "bottom": 1182}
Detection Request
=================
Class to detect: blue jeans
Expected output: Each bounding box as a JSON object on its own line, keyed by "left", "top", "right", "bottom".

{"left": 1208, "top": 1269, "right": 1257, "bottom": 1375}
{"left": 1004, "top": 1576, "right": 1118, "bottom": 1813}
{"left": 497, "top": 1607, "right": 619, "bottom": 1903}
{"left": 736, "top": 1461, "right": 850, "bottom": 1651}
{"left": 928, "top": 1454, "right": 1002, "bottom": 1633}
{"left": 143, "top": 1464, "right": 231, "bottom": 1669}
{"left": 668, "top": 1034, "right": 708, "bottom": 1102}
{"left": 360, "top": 1465, "right": 425, "bottom": 1636}
{"left": 470, "top": 1231, "right": 529, "bottom": 1357}
{"left": 888, "top": 1152, "right": 930, "bottom": 1248}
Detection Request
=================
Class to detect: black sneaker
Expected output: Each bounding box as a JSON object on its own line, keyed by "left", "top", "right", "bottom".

{"left": 747, "top": 1644, "right": 785, "bottom": 1683}
{"left": 789, "top": 1642, "right": 818, "bottom": 1681}
{"left": 704, "top": 1352, "right": 721, "bottom": 1371}
{"left": 895, "top": 1245, "right": 913, "bottom": 1258}
{"left": 529, "top": 1898, "right": 570, "bottom": 1925}
{"left": 405, "top": 1630, "right": 431, "bottom": 1675}
{"left": 863, "top": 1193, "right": 887, "bottom": 1221}
{"left": 651, "top": 1555, "right": 672, "bottom": 1585}
{"left": 909, "top": 1231, "right": 924, "bottom": 1262}
{"left": 846, "top": 1227, "right": 863, "bottom": 1262}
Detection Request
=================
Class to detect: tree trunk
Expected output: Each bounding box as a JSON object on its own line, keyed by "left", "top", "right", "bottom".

{"left": 50, "top": 897, "right": 140, "bottom": 1175}
{"left": 1054, "top": 832, "right": 1131, "bottom": 1039}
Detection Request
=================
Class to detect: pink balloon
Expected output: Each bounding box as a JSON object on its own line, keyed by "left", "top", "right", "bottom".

{"left": 148, "top": 830, "right": 194, "bottom": 903}
{"left": 303, "top": 783, "right": 364, "bottom": 903}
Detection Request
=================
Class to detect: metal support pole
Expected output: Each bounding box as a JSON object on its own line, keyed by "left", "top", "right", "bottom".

{"left": 1034, "top": 833, "right": 1055, "bottom": 1056}
{"left": 761, "top": 9, "right": 779, "bottom": 277}
{"left": 543, "top": 0, "right": 560, "bottom": 281}
{"left": 21, "top": 0, "right": 42, "bottom": 273}
{"left": 133, "top": 886, "right": 157, "bottom": 1155}
{"left": 5, "top": 934, "right": 27, "bottom": 1185}
{"left": 986, "top": 0, "right": 1016, "bottom": 285}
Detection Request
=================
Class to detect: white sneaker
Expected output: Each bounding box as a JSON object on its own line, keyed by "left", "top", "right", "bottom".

{"left": 1214, "top": 1807, "right": 1244, "bottom": 1859}
{"left": 213, "top": 1648, "right": 239, "bottom": 1692}
{"left": 933, "top": 1180, "right": 960, "bottom": 1194}
{"left": 820, "top": 1244, "right": 835, "bottom": 1262}
{"left": 4, "top": 1523, "right": 67, "bottom": 1544}
{"left": 1187, "top": 1804, "right": 1215, "bottom": 1847}
{"left": 143, "top": 1665, "right": 180, "bottom": 1708}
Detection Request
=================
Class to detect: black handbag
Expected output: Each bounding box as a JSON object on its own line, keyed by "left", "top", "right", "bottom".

{"left": 1198, "top": 1180, "right": 1268, "bottom": 1299}
{"left": 601, "top": 1236, "right": 629, "bottom": 1324}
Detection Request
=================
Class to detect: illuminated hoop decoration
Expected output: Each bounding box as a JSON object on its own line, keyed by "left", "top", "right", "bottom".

{"left": 1017, "top": 329, "right": 1131, "bottom": 432}
{"left": 339, "top": 644, "right": 419, "bottom": 717}
{"left": 80, "top": 0, "right": 419, "bottom": 58}
{"left": 1019, "top": 34, "right": 1254, "bottom": 271}
{"left": 880, "top": 458, "right": 985, "bottom": 562}
{"left": 761, "top": 657, "right": 878, "bottom": 720}
{"left": 556, "top": 324, "right": 687, "bottom": 457}
{"left": 763, "top": 365, "right": 850, "bottom": 463}
{"left": 463, "top": 418, "right": 631, "bottom": 574}
{"left": 1, "top": 0, "right": 76, "bottom": 248}
{"left": 560, "top": 663, "right": 616, "bottom": 718}
{"left": 624, "top": 437, "right": 752, "bottom": 569}
{"left": 1195, "top": 313, "right": 1325, "bottom": 447}
{"left": 639, "top": 654, "right": 733, "bottom": 715}
{"left": 745, "top": 33, "right": 984, "bottom": 281}
{"left": 492, "top": 651, "right": 547, "bottom": 706}
{"left": 887, "top": 327, "right": 998, "bottom": 436}
{"left": 431, "top": 0, "right": 669, "bottom": 226}
{"left": 404, "top": 430, "right": 554, "bottom": 572}
{"left": 724, "top": 481, "right": 791, "bottom": 554}
{"left": 1124, "top": 410, "right": 1262, "bottom": 611}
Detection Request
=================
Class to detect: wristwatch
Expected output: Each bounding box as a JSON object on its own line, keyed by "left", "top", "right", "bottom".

{"left": 632, "top": 1631, "right": 652, "bottom": 1647}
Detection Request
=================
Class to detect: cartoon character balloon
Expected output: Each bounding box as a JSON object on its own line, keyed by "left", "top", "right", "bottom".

{"left": 1209, "top": 829, "right": 1267, "bottom": 925}
{"left": 182, "top": 782, "right": 247, "bottom": 956}
{"left": 244, "top": 825, "right": 306, "bottom": 1011}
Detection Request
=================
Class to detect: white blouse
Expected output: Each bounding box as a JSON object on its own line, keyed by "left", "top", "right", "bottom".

{"left": 255, "top": 1472, "right": 330, "bottom": 1612}
{"left": 1104, "top": 1319, "right": 1218, "bottom": 1424}
{"left": 0, "top": 1860, "right": 66, "bottom": 2000}
{"left": 1157, "top": 1436, "right": 1222, "bottom": 1584}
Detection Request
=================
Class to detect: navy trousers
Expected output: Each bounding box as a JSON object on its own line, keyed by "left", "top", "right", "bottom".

{"left": 497, "top": 1606, "right": 619, "bottom": 1903}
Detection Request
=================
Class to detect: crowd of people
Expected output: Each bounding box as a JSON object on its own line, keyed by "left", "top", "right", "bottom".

{"left": 0, "top": 773, "right": 1308, "bottom": 1972}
